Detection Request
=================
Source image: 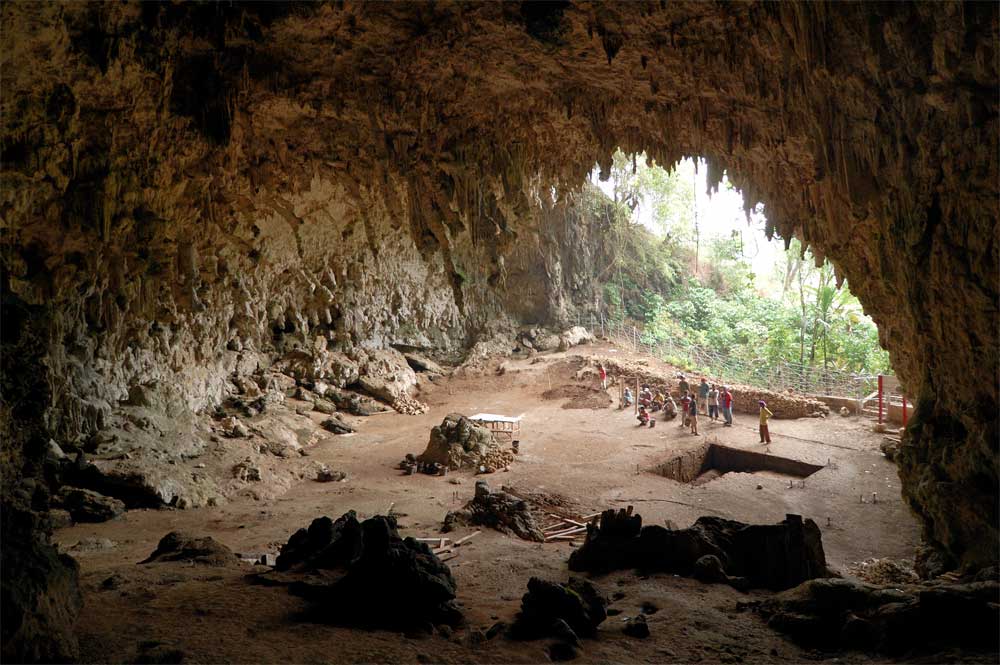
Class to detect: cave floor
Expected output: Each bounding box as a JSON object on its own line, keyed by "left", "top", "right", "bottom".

{"left": 55, "top": 346, "right": 934, "bottom": 664}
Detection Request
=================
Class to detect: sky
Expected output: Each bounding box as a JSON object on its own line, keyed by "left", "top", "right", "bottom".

{"left": 592, "top": 157, "right": 786, "bottom": 294}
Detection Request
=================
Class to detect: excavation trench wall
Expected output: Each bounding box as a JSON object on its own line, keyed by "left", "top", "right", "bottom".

{"left": 1, "top": 2, "right": 997, "bottom": 659}
{"left": 653, "top": 444, "right": 824, "bottom": 484}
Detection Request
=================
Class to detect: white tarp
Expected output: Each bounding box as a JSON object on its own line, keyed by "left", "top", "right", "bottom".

{"left": 469, "top": 413, "right": 522, "bottom": 423}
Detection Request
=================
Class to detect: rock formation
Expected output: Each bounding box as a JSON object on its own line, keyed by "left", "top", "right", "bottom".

{"left": 418, "top": 414, "right": 497, "bottom": 470}
{"left": 569, "top": 509, "right": 829, "bottom": 591}
{"left": 1, "top": 2, "right": 997, "bottom": 658}
{"left": 443, "top": 480, "right": 545, "bottom": 542}
{"left": 269, "top": 511, "right": 462, "bottom": 629}
{"left": 510, "top": 577, "right": 608, "bottom": 642}
{"left": 758, "top": 577, "right": 1000, "bottom": 655}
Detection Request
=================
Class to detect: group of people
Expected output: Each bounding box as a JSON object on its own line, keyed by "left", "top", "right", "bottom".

{"left": 620, "top": 369, "right": 775, "bottom": 443}
{"left": 674, "top": 374, "right": 734, "bottom": 435}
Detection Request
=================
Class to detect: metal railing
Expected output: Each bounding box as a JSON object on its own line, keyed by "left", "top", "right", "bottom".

{"left": 572, "top": 312, "right": 884, "bottom": 401}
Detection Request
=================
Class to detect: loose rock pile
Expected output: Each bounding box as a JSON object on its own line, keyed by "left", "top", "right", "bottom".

{"left": 848, "top": 557, "right": 918, "bottom": 585}
{"left": 269, "top": 511, "right": 462, "bottom": 629}
{"left": 479, "top": 445, "right": 515, "bottom": 473}
{"left": 442, "top": 481, "right": 544, "bottom": 541}
{"left": 392, "top": 395, "right": 429, "bottom": 415}
{"left": 569, "top": 508, "right": 829, "bottom": 591}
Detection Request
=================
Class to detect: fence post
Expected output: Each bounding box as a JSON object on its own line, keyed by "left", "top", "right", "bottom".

{"left": 877, "top": 375, "right": 884, "bottom": 425}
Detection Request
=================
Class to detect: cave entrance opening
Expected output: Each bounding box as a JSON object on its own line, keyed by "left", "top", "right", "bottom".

{"left": 584, "top": 150, "right": 895, "bottom": 405}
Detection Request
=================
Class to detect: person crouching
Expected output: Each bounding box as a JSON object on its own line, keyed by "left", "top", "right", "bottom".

{"left": 637, "top": 405, "right": 651, "bottom": 427}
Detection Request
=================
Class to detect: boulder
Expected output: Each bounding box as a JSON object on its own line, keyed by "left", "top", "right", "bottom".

{"left": 233, "top": 458, "right": 261, "bottom": 482}
{"left": 53, "top": 487, "right": 125, "bottom": 523}
{"left": 510, "top": 577, "right": 608, "bottom": 641}
{"left": 321, "top": 416, "right": 355, "bottom": 435}
{"left": 271, "top": 511, "right": 462, "bottom": 629}
{"left": 312, "top": 398, "right": 336, "bottom": 415}
{"left": 880, "top": 438, "right": 900, "bottom": 462}
{"left": 623, "top": 614, "right": 650, "bottom": 639}
{"left": 418, "top": 414, "right": 496, "bottom": 470}
{"left": 327, "top": 391, "right": 387, "bottom": 416}
{"left": 403, "top": 352, "right": 446, "bottom": 375}
{"left": 351, "top": 348, "right": 417, "bottom": 404}
{"left": 558, "top": 326, "right": 594, "bottom": 351}
{"left": 760, "top": 577, "right": 1000, "bottom": 655}
{"left": 569, "top": 509, "right": 829, "bottom": 591}
{"left": 277, "top": 349, "right": 360, "bottom": 388}
{"left": 316, "top": 466, "right": 346, "bottom": 483}
{"left": 140, "top": 532, "right": 236, "bottom": 566}
{"left": 254, "top": 420, "right": 302, "bottom": 457}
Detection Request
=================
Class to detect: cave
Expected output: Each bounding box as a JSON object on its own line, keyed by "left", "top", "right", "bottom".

{"left": 1, "top": 2, "right": 997, "bottom": 663}
{"left": 652, "top": 443, "right": 824, "bottom": 485}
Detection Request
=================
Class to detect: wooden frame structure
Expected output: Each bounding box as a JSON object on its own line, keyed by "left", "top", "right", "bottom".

{"left": 469, "top": 413, "right": 522, "bottom": 442}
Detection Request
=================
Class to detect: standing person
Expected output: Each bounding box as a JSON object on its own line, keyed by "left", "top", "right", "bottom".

{"left": 680, "top": 392, "right": 691, "bottom": 428}
{"left": 678, "top": 374, "right": 689, "bottom": 399}
{"left": 688, "top": 393, "right": 700, "bottom": 435}
{"left": 698, "top": 378, "right": 710, "bottom": 415}
{"left": 708, "top": 384, "right": 719, "bottom": 421}
{"left": 721, "top": 386, "right": 734, "bottom": 426}
{"left": 758, "top": 400, "right": 773, "bottom": 444}
{"left": 598, "top": 364, "right": 607, "bottom": 390}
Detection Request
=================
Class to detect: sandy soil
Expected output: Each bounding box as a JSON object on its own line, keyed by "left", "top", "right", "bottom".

{"left": 56, "top": 343, "right": 926, "bottom": 664}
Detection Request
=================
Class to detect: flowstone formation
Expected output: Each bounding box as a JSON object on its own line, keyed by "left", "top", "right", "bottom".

{"left": 1, "top": 1, "right": 997, "bottom": 659}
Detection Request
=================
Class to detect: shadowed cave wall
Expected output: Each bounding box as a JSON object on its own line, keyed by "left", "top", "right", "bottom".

{"left": 1, "top": 1, "right": 997, "bottom": 660}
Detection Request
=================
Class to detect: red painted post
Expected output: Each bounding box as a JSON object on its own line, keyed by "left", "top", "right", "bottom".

{"left": 877, "top": 375, "right": 884, "bottom": 425}
{"left": 902, "top": 396, "right": 908, "bottom": 427}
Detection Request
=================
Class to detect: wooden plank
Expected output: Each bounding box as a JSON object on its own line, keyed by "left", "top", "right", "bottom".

{"left": 440, "top": 553, "right": 459, "bottom": 563}
{"left": 547, "top": 534, "right": 579, "bottom": 541}
{"left": 452, "top": 531, "right": 481, "bottom": 547}
{"left": 439, "top": 538, "right": 446, "bottom": 549}
{"left": 580, "top": 513, "right": 601, "bottom": 520}
{"left": 545, "top": 526, "right": 582, "bottom": 538}
{"left": 544, "top": 526, "right": 587, "bottom": 540}
{"left": 413, "top": 537, "right": 448, "bottom": 543}
{"left": 431, "top": 547, "right": 453, "bottom": 556}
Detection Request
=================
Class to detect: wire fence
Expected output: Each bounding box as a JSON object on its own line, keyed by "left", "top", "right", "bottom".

{"left": 573, "top": 312, "right": 885, "bottom": 402}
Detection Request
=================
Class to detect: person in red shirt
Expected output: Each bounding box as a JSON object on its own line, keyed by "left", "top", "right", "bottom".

{"left": 598, "top": 363, "right": 607, "bottom": 390}
{"left": 721, "top": 387, "right": 734, "bottom": 427}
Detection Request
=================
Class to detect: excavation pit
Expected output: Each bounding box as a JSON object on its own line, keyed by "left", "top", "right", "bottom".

{"left": 652, "top": 443, "right": 823, "bottom": 486}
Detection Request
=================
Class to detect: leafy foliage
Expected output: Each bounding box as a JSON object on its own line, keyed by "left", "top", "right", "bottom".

{"left": 592, "top": 152, "right": 891, "bottom": 376}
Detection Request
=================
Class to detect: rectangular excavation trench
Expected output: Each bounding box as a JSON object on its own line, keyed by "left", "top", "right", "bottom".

{"left": 652, "top": 443, "right": 824, "bottom": 486}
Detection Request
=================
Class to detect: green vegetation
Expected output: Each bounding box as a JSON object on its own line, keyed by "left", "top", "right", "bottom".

{"left": 591, "top": 150, "right": 891, "bottom": 377}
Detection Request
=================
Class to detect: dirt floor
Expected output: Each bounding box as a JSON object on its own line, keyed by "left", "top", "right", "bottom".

{"left": 56, "top": 343, "right": 931, "bottom": 664}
